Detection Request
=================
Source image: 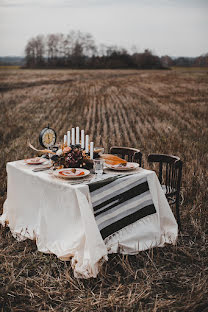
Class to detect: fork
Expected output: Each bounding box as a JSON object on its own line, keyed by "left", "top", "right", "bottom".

{"left": 32, "top": 166, "right": 52, "bottom": 172}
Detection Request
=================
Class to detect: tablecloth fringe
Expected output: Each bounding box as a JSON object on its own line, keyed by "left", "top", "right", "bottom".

{"left": 104, "top": 215, "right": 177, "bottom": 255}
{"left": 0, "top": 217, "right": 108, "bottom": 279}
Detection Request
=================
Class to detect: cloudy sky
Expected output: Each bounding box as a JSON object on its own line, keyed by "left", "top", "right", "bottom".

{"left": 0, "top": 0, "right": 208, "bottom": 57}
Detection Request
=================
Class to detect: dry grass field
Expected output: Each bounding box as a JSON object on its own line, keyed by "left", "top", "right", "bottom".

{"left": 0, "top": 68, "right": 208, "bottom": 311}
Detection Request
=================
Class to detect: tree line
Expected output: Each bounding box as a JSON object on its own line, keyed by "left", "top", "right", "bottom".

{"left": 24, "top": 30, "right": 163, "bottom": 69}
{"left": 24, "top": 30, "right": 208, "bottom": 69}
{"left": 161, "top": 54, "right": 208, "bottom": 67}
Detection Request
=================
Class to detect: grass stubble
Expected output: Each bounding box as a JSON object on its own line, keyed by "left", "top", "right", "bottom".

{"left": 0, "top": 68, "right": 208, "bottom": 311}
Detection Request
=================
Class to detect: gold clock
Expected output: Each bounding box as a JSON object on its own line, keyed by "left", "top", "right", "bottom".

{"left": 39, "top": 126, "right": 56, "bottom": 149}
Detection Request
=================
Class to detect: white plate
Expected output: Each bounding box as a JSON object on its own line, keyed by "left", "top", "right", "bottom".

{"left": 53, "top": 168, "right": 90, "bottom": 179}
{"left": 24, "top": 157, "right": 46, "bottom": 165}
{"left": 105, "top": 162, "right": 139, "bottom": 171}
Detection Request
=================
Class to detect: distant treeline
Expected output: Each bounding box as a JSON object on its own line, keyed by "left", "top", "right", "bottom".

{"left": 24, "top": 31, "right": 164, "bottom": 69}
{"left": 161, "top": 54, "right": 208, "bottom": 68}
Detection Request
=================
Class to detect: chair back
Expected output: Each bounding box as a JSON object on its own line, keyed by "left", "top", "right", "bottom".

{"left": 110, "top": 146, "right": 142, "bottom": 167}
{"left": 147, "top": 154, "right": 183, "bottom": 197}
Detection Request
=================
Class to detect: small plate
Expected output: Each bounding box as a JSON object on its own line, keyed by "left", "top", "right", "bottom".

{"left": 53, "top": 168, "right": 90, "bottom": 179}
{"left": 24, "top": 157, "right": 46, "bottom": 165}
{"left": 105, "top": 162, "right": 139, "bottom": 171}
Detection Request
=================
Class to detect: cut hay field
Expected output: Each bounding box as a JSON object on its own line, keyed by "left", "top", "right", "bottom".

{"left": 0, "top": 68, "right": 208, "bottom": 311}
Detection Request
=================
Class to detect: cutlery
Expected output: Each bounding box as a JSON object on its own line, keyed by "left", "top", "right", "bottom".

{"left": 32, "top": 166, "right": 52, "bottom": 172}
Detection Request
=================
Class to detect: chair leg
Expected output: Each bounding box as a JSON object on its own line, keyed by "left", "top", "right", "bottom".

{"left": 175, "top": 196, "right": 181, "bottom": 232}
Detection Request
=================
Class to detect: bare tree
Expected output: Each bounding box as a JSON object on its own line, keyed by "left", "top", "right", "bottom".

{"left": 46, "top": 34, "right": 60, "bottom": 65}
{"left": 25, "top": 39, "right": 36, "bottom": 67}
{"left": 25, "top": 35, "right": 45, "bottom": 67}
{"left": 35, "top": 35, "right": 45, "bottom": 65}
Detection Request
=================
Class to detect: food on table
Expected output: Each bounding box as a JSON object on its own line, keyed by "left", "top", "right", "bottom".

{"left": 24, "top": 157, "right": 45, "bottom": 165}
{"left": 52, "top": 167, "right": 90, "bottom": 180}
{"left": 100, "top": 154, "right": 127, "bottom": 166}
{"left": 59, "top": 169, "right": 85, "bottom": 177}
{"left": 106, "top": 162, "right": 139, "bottom": 170}
{"left": 113, "top": 164, "right": 134, "bottom": 168}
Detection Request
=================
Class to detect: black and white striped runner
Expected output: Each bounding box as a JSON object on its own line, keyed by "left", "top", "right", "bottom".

{"left": 89, "top": 174, "right": 156, "bottom": 240}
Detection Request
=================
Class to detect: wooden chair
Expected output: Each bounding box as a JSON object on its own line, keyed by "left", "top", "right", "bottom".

{"left": 147, "top": 154, "right": 183, "bottom": 230}
{"left": 110, "top": 146, "right": 142, "bottom": 167}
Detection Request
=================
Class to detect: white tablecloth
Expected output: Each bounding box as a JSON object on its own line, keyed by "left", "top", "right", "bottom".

{"left": 0, "top": 161, "right": 178, "bottom": 278}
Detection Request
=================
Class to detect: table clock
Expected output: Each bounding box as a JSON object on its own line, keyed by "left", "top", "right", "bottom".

{"left": 39, "top": 125, "right": 57, "bottom": 149}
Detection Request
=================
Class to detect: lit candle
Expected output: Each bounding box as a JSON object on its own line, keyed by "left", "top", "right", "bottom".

{"left": 76, "top": 127, "right": 79, "bottom": 144}
{"left": 64, "top": 135, "right": 67, "bottom": 145}
{"left": 81, "top": 130, "right": 85, "bottom": 149}
{"left": 90, "top": 141, "right": 94, "bottom": 160}
{"left": 72, "top": 128, "right": 75, "bottom": 145}
{"left": 67, "top": 131, "right": 71, "bottom": 146}
{"left": 85, "top": 135, "right": 89, "bottom": 153}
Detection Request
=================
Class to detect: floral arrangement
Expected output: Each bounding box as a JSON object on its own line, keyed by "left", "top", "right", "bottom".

{"left": 51, "top": 145, "right": 94, "bottom": 169}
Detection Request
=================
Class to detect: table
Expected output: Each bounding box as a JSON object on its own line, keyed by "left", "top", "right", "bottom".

{"left": 0, "top": 160, "right": 178, "bottom": 278}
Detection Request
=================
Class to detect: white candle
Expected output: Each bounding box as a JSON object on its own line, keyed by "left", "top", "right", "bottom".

{"left": 67, "top": 131, "right": 71, "bottom": 146}
{"left": 81, "top": 130, "right": 85, "bottom": 149}
{"left": 76, "top": 127, "right": 79, "bottom": 144}
{"left": 90, "top": 141, "right": 94, "bottom": 160}
{"left": 85, "top": 135, "right": 89, "bottom": 153}
{"left": 72, "top": 128, "right": 75, "bottom": 145}
{"left": 64, "top": 135, "right": 67, "bottom": 145}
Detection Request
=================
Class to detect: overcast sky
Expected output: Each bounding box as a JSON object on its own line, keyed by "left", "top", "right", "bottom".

{"left": 0, "top": 0, "right": 208, "bottom": 57}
